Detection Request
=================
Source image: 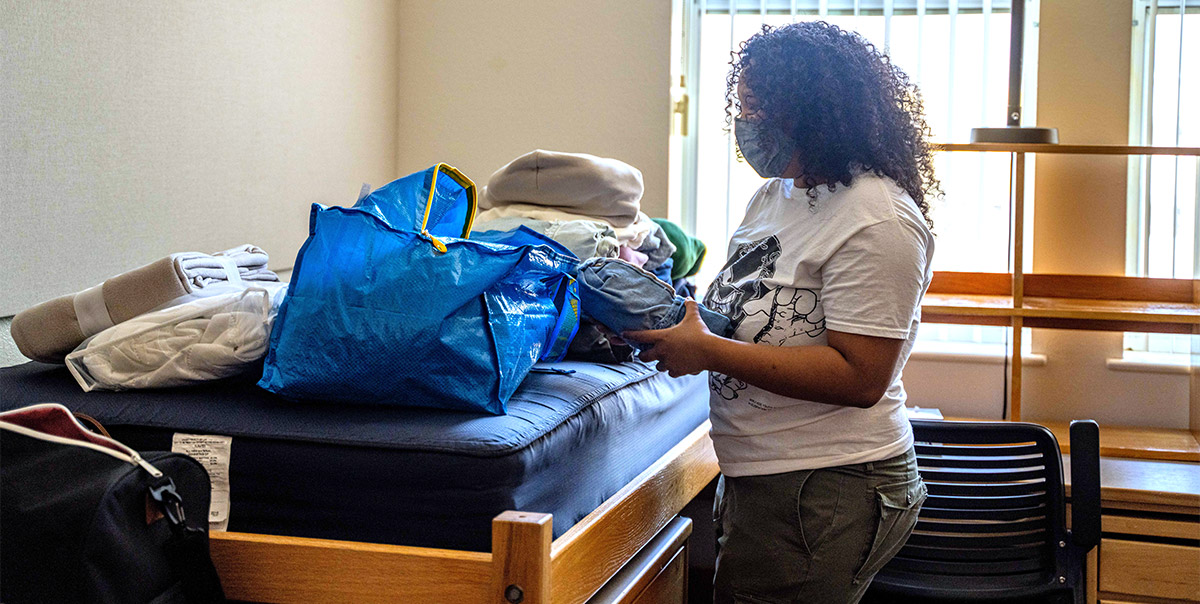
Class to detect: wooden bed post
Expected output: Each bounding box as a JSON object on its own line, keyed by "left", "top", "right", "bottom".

{"left": 492, "top": 511, "right": 553, "bottom": 604}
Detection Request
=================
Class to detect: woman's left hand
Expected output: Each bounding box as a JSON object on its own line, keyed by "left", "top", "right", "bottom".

{"left": 623, "top": 300, "right": 719, "bottom": 377}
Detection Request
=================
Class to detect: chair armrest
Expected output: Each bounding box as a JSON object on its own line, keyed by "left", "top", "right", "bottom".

{"left": 1069, "top": 420, "right": 1101, "bottom": 550}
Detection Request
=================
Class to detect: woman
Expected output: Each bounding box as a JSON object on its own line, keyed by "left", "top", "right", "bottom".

{"left": 625, "top": 21, "right": 938, "bottom": 604}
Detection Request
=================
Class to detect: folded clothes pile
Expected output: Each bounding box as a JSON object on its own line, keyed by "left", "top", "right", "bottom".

{"left": 651, "top": 218, "right": 707, "bottom": 282}
{"left": 12, "top": 245, "right": 279, "bottom": 363}
{"left": 66, "top": 283, "right": 288, "bottom": 392}
{"left": 470, "top": 150, "right": 726, "bottom": 363}
{"left": 473, "top": 150, "right": 676, "bottom": 281}
{"left": 481, "top": 148, "right": 644, "bottom": 226}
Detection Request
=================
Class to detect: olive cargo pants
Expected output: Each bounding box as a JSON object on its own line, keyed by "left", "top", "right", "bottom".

{"left": 713, "top": 448, "right": 926, "bottom": 604}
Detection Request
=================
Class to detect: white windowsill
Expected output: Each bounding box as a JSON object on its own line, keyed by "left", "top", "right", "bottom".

{"left": 910, "top": 341, "right": 1048, "bottom": 366}
{"left": 1106, "top": 351, "right": 1193, "bottom": 375}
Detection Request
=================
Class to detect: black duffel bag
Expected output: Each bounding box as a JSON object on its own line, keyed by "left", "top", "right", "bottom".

{"left": 1, "top": 403, "right": 224, "bottom": 603}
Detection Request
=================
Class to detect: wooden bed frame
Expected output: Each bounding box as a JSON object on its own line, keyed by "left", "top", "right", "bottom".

{"left": 208, "top": 421, "right": 720, "bottom": 603}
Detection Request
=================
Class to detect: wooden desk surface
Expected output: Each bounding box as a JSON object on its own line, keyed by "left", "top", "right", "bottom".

{"left": 1064, "top": 454, "right": 1200, "bottom": 512}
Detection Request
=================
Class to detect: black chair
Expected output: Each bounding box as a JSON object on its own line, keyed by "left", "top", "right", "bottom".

{"left": 865, "top": 419, "right": 1101, "bottom": 604}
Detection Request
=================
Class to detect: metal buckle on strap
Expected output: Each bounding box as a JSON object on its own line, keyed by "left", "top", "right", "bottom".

{"left": 148, "top": 478, "right": 187, "bottom": 530}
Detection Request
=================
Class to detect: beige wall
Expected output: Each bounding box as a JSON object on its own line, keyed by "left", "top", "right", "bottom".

{"left": 1032, "top": 0, "right": 1132, "bottom": 274}
{"left": 393, "top": 0, "right": 673, "bottom": 218}
{"left": 0, "top": 1, "right": 401, "bottom": 316}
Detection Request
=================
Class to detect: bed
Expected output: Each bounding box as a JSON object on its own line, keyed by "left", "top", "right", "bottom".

{"left": 0, "top": 360, "right": 720, "bottom": 603}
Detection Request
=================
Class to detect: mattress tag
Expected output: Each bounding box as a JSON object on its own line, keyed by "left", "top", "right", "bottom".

{"left": 171, "top": 433, "right": 232, "bottom": 531}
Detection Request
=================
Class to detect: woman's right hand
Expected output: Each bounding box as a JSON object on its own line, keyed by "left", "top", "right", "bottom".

{"left": 623, "top": 300, "right": 719, "bottom": 377}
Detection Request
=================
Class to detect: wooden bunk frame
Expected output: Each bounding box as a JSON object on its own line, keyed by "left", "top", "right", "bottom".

{"left": 207, "top": 421, "right": 720, "bottom": 603}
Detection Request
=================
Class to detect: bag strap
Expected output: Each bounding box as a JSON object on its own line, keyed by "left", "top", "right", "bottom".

{"left": 148, "top": 478, "right": 226, "bottom": 603}
{"left": 72, "top": 412, "right": 112, "bottom": 438}
{"left": 420, "top": 164, "right": 478, "bottom": 253}
{"left": 540, "top": 277, "right": 581, "bottom": 363}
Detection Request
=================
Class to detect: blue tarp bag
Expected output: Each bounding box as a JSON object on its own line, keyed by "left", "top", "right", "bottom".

{"left": 259, "top": 164, "right": 580, "bottom": 415}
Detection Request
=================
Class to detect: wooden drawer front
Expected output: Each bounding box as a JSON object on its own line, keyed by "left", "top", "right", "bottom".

{"left": 586, "top": 516, "right": 692, "bottom": 604}
{"left": 1103, "top": 514, "right": 1200, "bottom": 541}
{"left": 631, "top": 546, "right": 686, "bottom": 604}
{"left": 1099, "top": 538, "right": 1200, "bottom": 601}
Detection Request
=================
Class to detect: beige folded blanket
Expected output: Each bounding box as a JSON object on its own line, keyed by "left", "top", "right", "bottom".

{"left": 12, "top": 245, "right": 279, "bottom": 363}
{"left": 481, "top": 150, "right": 644, "bottom": 228}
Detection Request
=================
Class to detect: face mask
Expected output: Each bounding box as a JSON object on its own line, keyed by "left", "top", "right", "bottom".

{"left": 734, "top": 117, "right": 796, "bottom": 178}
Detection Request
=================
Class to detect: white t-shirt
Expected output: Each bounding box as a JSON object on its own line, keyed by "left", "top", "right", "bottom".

{"left": 703, "top": 173, "right": 934, "bottom": 477}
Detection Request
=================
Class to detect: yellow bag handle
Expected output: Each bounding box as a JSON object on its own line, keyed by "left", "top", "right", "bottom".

{"left": 421, "top": 163, "right": 478, "bottom": 253}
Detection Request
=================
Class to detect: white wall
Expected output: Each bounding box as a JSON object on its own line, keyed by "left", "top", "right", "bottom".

{"left": 392, "top": 0, "right": 673, "bottom": 218}
{"left": 0, "top": 1, "right": 401, "bottom": 316}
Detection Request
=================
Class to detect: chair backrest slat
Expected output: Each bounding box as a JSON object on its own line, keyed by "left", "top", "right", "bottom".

{"left": 917, "top": 453, "right": 1044, "bottom": 468}
{"left": 906, "top": 530, "right": 1051, "bottom": 549}
{"left": 915, "top": 443, "right": 1041, "bottom": 456}
{"left": 887, "top": 554, "right": 1051, "bottom": 576}
{"left": 922, "top": 466, "right": 1048, "bottom": 482}
{"left": 918, "top": 502, "right": 1047, "bottom": 521}
{"left": 919, "top": 492, "right": 1047, "bottom": 510}
{"left": 898, "top": 542, "right": 1045, "bottom": 562}
{"left": 918, "top": 517, "right": 1048, "bottom": 534}
{"left": 925, "top": 480, "right": 1048, "bottom": 497}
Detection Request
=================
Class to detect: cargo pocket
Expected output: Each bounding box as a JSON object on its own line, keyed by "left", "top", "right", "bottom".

{"left": 852, "top": 475, "right": 927, "bottom": 585}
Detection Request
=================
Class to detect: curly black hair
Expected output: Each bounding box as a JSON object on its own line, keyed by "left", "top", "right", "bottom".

{"left": 726, "top": 21, "right": 939, "bottom": 228}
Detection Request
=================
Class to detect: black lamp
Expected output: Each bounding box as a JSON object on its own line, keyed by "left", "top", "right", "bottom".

{"left": 970, "top": 0, "right": 1058, "bottom": 144}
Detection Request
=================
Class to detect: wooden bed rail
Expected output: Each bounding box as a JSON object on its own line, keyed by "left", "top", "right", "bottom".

{"left": 547, "top": 421, "right": 719, "bottom": 604}
{"left": 209, "top": 422, "right": 720, "bottom": 603}
{"left": 208, "top": 532, "right": 493, "bottom": 602}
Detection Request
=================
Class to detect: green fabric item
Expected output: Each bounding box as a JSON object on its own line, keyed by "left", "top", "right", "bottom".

{"left": 652, "top": 218, "right": 707, "bottom": 280}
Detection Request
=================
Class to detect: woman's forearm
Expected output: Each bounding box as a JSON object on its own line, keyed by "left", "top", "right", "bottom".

{"left": 701, "top": 334, "right": 894, "bottom": 408}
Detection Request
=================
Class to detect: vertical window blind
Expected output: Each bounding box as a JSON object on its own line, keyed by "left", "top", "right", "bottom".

{"left": 1126, "top": 0, "right": 1197, "bottom": 357}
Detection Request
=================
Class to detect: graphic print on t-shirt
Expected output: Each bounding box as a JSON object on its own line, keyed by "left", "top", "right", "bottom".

{"left": 703, "top": 235, "right": 781, "bottom": 331}
{"left": 704, "top": 235, "right": 781, "bottom": 402}
{"left": 747, "top": 288, "right": 826, "bottom": 345}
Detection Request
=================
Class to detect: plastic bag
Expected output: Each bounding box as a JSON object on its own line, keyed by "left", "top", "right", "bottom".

{"left": 65, "top": 285, "right": 281, "bottom": 391}
{"left": 258, "top": 164, "right": 580, "bottom": 415}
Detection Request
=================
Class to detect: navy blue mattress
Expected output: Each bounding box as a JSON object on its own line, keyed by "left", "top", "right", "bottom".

{"left": 0, "top": 361, "right": 709, "bottom": 551}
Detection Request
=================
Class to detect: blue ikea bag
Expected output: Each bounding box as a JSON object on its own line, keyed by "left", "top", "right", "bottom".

{"left": 258, "top": 164, "right": 581, "bottom": 415}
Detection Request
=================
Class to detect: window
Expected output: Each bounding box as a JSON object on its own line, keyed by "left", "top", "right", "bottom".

{"left": 1124, "top": 0, "right": 1198, "bottom": 358}
{"left": 675, "top": 0, "right": 1040, "bottom": 351}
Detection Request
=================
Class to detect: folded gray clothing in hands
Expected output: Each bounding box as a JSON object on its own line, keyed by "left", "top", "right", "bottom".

{"left": 577, "top": 257, "right": 731, "bottom": 349}
{"left": 481, "top": 150, "right": 644, "bottom": 227}
{"left": 11, "top": 245, "right": 279, "bottom": 363}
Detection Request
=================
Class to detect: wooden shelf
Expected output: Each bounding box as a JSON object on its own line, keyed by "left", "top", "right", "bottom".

{"left": 1063, "top": 454, "right": 1200, "bottom": 513}
{"left": 1041, "top": 421, "right": 1200, "bottom": 463}
{"left": 922, "top": 292, "right": 1018, "bottom": 324}
{"left": 922, "top": 272, "right": 1200, "bottom": 333}
{"left": 933, "top": 143, "right": 1200, "bottom": 156}
{"left": 945, "top": 418, "right": 1200, "bottom": 463}
{"left": 1022, "top": 297, "right": 1200, "bottom": 333}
